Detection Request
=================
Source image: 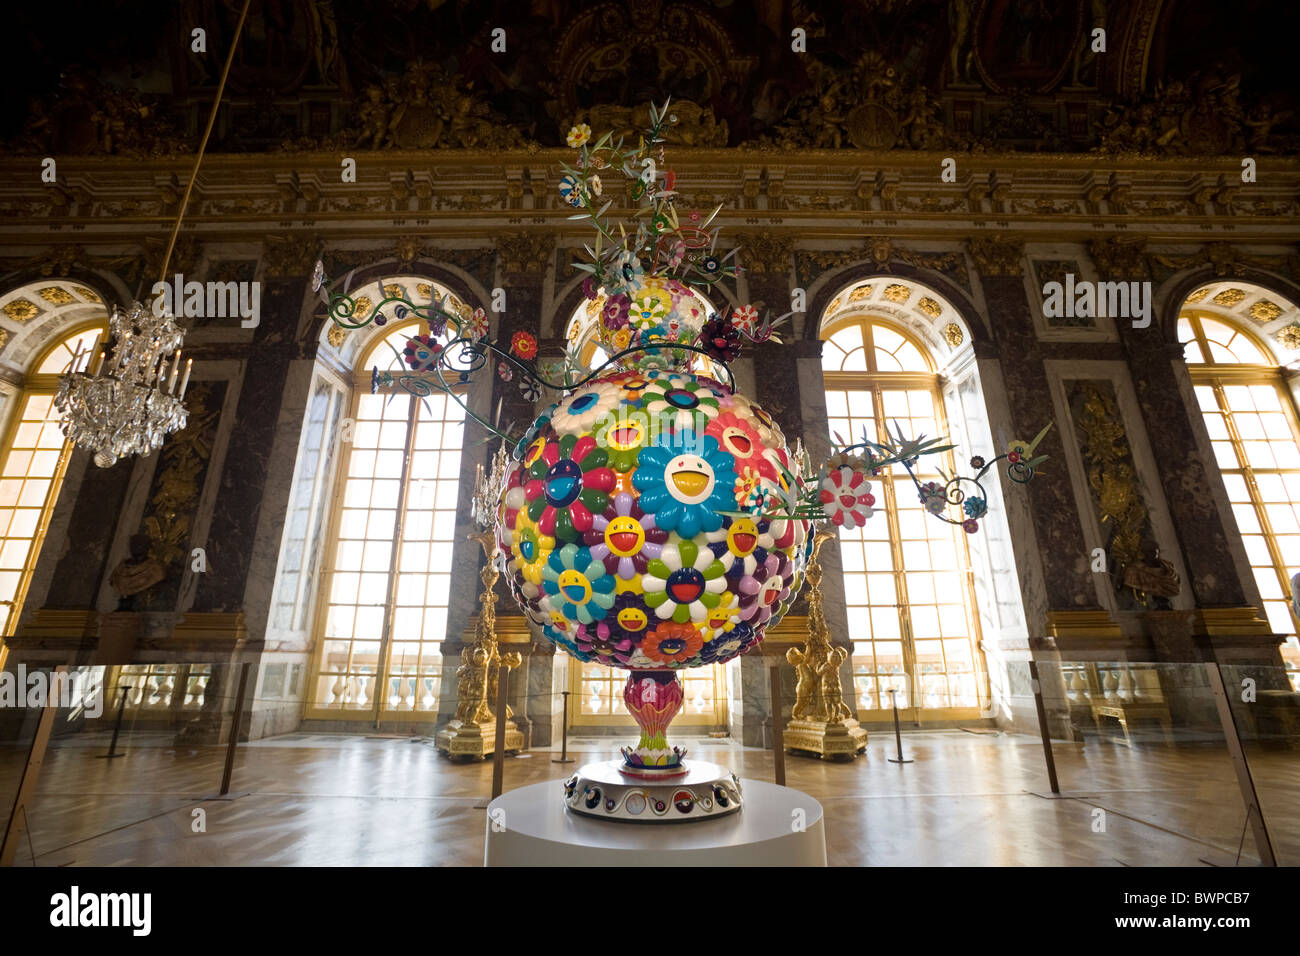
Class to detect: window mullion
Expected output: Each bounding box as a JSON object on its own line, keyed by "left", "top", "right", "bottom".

{"left": 371, "top": 394, "right": 419, "bottom": 722}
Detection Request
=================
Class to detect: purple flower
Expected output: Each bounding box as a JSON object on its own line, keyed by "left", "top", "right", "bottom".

{"left": 602, "top": 294, "right": 630, "bottom": 330}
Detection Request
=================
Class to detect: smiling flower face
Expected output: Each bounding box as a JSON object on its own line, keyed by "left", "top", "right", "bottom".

{"left": 634, "top": 431, "right": 737, "bottom": 539}
{"left": 583, "top": 490, "right": 667, "bottom": 579}
{"left": 542, "top": 543, "right": 617, "bottom": 625}
{"left": 552, "top": 380, "right": 622, "bottom": 437}
{"left": 508, "top": 508, "right": 555, "bottom": 587}
{"left": 707, "top": 514, "right": 775, "bottom": 578}
{"left": 707, "top": 412, "right": 775, "bottom": 481}
{"left": 737, "top": 551, "right": 794, "bottom": 627}
{"left": 642, "top": 621, "right": 705, "bottom": 666}
{"left": 641, "top": 534, "right": 728, "bottom": 623}
{"left": 640, "top": 375, "right": 723, "bottom": 432}
{"left": 522, "top": 433, "right": 615, "bottom": 542}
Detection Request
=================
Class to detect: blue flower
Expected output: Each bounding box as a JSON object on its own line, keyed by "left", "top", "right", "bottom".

{"left": 541, "top": 543, "right": 617, "bottom": 625}
{"left": 963, "top": 496, "right": 987, "bottom": 519}
{"left": 633, "top": 430, "right": 737, "bottom": 539}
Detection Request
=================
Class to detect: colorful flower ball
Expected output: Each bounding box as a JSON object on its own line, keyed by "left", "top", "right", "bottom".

{"left": 497, "top": 371, "right": 809, "bottom": 669}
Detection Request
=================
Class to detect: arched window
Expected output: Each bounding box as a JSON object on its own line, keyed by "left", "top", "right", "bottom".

{"left": 1179, "top": 308, "right": 1300, "bottom": 688}
{"left": 304, "top": 312, "right": 467, "bottom": 720}
{"left": 0, "top": 322, "right": 105, "bottom": 655}
{"left": 822, "top": 313, "right": 989, "bottom": 719}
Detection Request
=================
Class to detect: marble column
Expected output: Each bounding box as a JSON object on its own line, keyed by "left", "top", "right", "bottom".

{"left": 1117, "top": 333, "right": 1246, "bottom": 608}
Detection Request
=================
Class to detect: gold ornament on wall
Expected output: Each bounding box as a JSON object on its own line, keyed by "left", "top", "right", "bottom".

{"left": 1276, "top": 324, "right": 1300, "bottom": 350}
{"left": 1248, "top": 299, "right": 1282, "bottom": 323}
{"left": 942, "top": 322, "right": 964, "bottom": 346}
{"left": 2, "top": 299, "right": 41, "bottom": 322}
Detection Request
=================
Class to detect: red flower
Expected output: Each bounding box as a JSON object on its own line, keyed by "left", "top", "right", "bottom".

{"left": 510, "top": 330, "right": 538, "bottom": 360}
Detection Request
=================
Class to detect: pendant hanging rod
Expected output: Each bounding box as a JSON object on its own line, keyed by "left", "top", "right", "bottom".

{"left": 156, "top": 0, "right": 253, "bottom": 286}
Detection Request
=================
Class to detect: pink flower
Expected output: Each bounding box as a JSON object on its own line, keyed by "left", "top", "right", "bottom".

{"left": 468, "top": 307, "right": 489, "bottom": 340}
{"left": 732, "top": 304, "right": 759, "bottom": 334}
{"left": 819, "top": 464, "right": 875, "bottom": 530}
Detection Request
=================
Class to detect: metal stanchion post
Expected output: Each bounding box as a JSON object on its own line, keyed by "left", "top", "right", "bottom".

{"left": 552, "top": 690, "right": 574, "bottom": 764}
{"left": 219, "top": 662, "right": 251, "bottom": 796}
{"left": 97, "top": 682, "right": 132, "bottom": 759}
{"left": 770, "top": 665, "right": 787, "bottom": 787}
{"left": 886, "top": 688, "right": 912, "bottom": 764}
{"left": 491, "top": 664, "right": 511, "bottom": 799}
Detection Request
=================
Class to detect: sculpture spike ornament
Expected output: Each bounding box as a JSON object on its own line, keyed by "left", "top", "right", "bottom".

{"left": 324, "top": 101, "right": 1047, "bottom": 821}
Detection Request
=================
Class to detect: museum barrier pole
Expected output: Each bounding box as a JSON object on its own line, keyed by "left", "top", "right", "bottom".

{"left": 552, "top": 691, "right": 574, "bottom": 765}
{"left": 0, "top": 665, "right": 65, "bottom": 867}
{"left": 770, "top": 666, "right": 787, "bottom": 787}
{"left": 1027, "top": 660, "right": 1060, "bottom": 794}
{"left": 97, "top": 681, "right": 132, "bottom": 760}
{"left": 491, "top": 663, "right": 513, "bottom": 799}
{"left": 886, "top": 689, "right": 912, "bottom": 764}
{"left": 219, "top": 662, "right": 251, "bottom": 797}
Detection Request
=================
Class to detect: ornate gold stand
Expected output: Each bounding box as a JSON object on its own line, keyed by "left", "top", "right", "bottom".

{"left": 784, "top": 527, "right": 869, "bottom": 760}
{"left": 436, "top": 530, "right": 524, "bottom": 761}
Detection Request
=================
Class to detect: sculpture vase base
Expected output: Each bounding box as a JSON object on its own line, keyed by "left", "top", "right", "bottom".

{"left": 563, "top": 759, "right": 743, "bottom": 823}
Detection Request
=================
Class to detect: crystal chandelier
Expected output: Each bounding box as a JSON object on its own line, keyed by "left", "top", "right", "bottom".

{"left": 55, "top": 301, "right": 191, "bottom": 468}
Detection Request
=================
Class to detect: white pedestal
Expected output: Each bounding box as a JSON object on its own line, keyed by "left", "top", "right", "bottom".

{"left": 485, "top": 778, "right": 826, "bottom": 866}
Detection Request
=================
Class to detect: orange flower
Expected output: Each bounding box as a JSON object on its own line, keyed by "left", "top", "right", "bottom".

{"left": 642, "top": 622, "right": 704, "bottom": 664}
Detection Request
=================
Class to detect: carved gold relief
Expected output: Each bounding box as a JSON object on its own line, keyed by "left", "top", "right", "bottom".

{"left": 1277, "top": 324, "right": 1300, "bottom": 350}
{"left": 917, "top": 296, "right": 942, "bottom": 318}
{"left": 1213, "top": 288, "right": 1247, "bottom": 306}
{"left": 352, "top": 59, "right": 528, "bottom": 151}
{"left": 827, "top": 296, "right": 843, "bottom": 314}
{"left": 883, "top": 283, "right": 911, "bottom": 303}
{"left": 2, "top": 299, "right": 41, "bottom": 322}
{"left": 73, "top": 286, "right": 102, "bottom": 303}
{"left": 351, "top": 296, "right": 373, "bottom": 320}
{"left": 942, "top": 322, "right": 964, "bottom": 346}
{"left": 382, "top": 283, "right": 405, "bottom": 302}
{"left": 326, "top": 324, "right": 348, "bottom": 348}
{"left": 734, "top": 232, "right": 793, "bottom": 274}
{"left": 495, "top": 232, "right": 554, "bottom": 275}
{"left": 848, "top": 284, "right": 874, "bottom": 302}
{"left": 1248, "top": 299, "right": 1282, "bottom": 323}
{"left": 1184, "top": 287, "right": 1211, "bottom": 304}
{"left": 1073, "top": 382, "right": 1180, "bottom": 607}
{"left": 38, "top": 286, "right": 75, "bottom": 305}
{"left": 966, "top": 237, "right": 1023, "bottom": 276}
{"left": 415, "top": 283, "right": 433, "bottom": 301}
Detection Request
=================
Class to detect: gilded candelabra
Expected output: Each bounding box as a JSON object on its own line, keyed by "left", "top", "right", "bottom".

{"left": 783, "top": 526, "right": 869, "bottom": 760}
{"left": 436, "top": 445, "right": 524, "bottom": 760}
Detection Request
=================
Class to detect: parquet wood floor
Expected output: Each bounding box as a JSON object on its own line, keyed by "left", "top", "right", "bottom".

{"left": 5, "top": 729, "right": 1294, "bottom": 866}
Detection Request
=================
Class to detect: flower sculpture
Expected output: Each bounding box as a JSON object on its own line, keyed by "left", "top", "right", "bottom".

{"left": 317, "top": 100, "right": 1047, "bottom": 820}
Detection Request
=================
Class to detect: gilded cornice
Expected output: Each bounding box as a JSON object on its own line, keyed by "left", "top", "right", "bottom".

{"left": 2, "top": 151, "right": 1298, "bottom": 250}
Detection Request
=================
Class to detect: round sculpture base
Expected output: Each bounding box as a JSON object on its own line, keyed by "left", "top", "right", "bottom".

{"left": 562, "top": 759, "right": 743, "bottom": 823}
